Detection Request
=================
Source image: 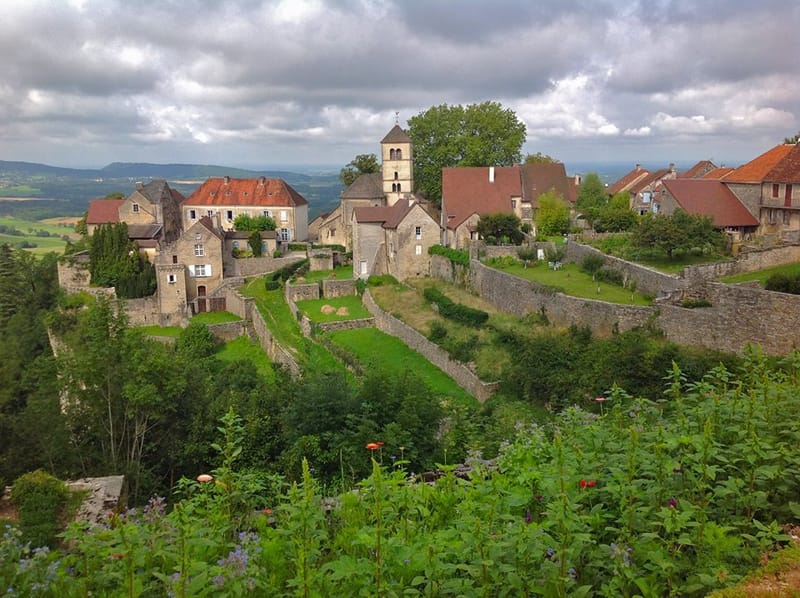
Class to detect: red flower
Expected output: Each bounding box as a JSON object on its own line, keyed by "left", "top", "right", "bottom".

{"left": 262, "top": 508, "right": 272, "bottom": 515}
{"left": 365, "top": 442, "right": 379, "bottom": 450}
{"left": 579, "top": 479, "right": 587, "bottom": 488}
{"left": 111, "top": 553, "right": 125, "bottom": 560}
{"left": 587, "top": 481, "right": 597, "bottom": 488}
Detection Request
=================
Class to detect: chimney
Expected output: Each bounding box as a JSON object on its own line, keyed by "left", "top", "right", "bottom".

{"left": 669, "top": 163, "right": 675, "bottom": 173}
{"left": 635, "top": 163, "right": 641, "bottom": 171}
{"left": 135, "top": 181, "right": 143, "bottom": 189}
{"left": 259, "top": 176, "right": 266, "bottom": 185}
{"left": 224, "top": 175, "right": 230, "bottom": 185}
{"left": 489, "top": 166, "right": 495, "bottom": 183}
{"left": 574, "top": 174, "right": 581, "bottom": 186}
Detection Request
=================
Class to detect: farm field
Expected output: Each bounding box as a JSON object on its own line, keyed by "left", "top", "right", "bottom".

{"left": 0, "top": 215, "right": 78, "bottom": 255}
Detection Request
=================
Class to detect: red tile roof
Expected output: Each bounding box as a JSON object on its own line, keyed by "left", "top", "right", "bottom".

{"left": 86, "top": 199, "right": 124, "bottom": 224}
{"left": 724, "top": 144, "right": 794, "bottom": 183}
{"left": 520, "top": 162, "right": 577, "bottom": 207}
{"left": 763, "top": 143, "right": 800, "bottom": 183}
{"left": 661, "top": 179, "right": 758, "bottom": 227}
{"left": 702, "top": 167, "right": 735, "bottom": 179}
{"left": 608, "top": 165, "right": 650, "bottom": 195}
{"left": 441, "top": 167, "right": 520, "bottom": 230}
{"left": 185, "top": 177, "right": 308, "bottom": 207}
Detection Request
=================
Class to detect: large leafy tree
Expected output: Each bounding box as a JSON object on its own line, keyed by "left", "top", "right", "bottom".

{"left": 339, "top": 153, "right": 380, "bottom": 187}
{"left": 593, "top": 193, "right": 638, "bottom": 232}
{"left": 632, "top": 210, "right": 724, "bottom": 259}
{"left": 476, "top": 213, "right": 525, "bottom": 245}
{"left": 233, "top": 213, "right": 275, "bottom": 231}
{"left": 576, "top": 172, "right": 608, "bottom": 214}
{"left": 408, "top": 101, "right": 526, "bottom": 205}
{"left": 536, "top": 190, "right": 571, "bottom": 236}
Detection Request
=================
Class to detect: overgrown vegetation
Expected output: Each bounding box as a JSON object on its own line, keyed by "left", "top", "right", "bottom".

{"left": 428, "top": 244, "right": 469, "bottom": 266}
{"left": 88, "top": 223, "right": 156, "bottom": 298}
{"left": 10, "top": 470, "right": 70, "bottom": 548}
{"left": 423, "top": 286, "right": 489, "bottom": 327}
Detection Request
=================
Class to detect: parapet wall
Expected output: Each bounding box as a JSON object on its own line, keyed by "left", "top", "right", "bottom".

{"left": 363, "top": 290, "right": 498, "bottom": 403}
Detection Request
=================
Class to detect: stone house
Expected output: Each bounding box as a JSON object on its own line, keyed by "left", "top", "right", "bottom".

{"left": 85, "top": 199, "right": 125, "bottom": 235}
{"left": 155, "top": 216, "right": 225, "bottom": 316}
{"left": 722, "top": 143, "right": 800, "bottom": 239}
{"left": 441, "top": 162, "right": 578, "bottom": 248}
{"left": 182, "top": 176, "right": 309, "bottom": 243}
{"left": 657, "top": 179, "right": 758, "bottom": 241}
{"left": 679, "top": 160, "right": 718, "bottom": 179}
{"left": 608, "top": 164, "right": 678, "bottom": 215}
{"left": 318, "top": 124, "right": 415, "bottom": 250}
{"left": 352, "top": 198, "right": 439, "bottom": 279}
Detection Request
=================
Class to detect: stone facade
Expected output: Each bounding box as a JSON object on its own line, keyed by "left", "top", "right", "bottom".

{"left": 322, "top": 279, "right": 356, "bottom": 298}
{"left": 285, "top": 282, "right": 320, "bottom": 303}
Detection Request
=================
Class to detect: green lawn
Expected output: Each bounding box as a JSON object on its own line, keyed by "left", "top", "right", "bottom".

{"left": 489, "top": 261, "right": 652, "bottom": 305}
{"left": 721, "top": 262, "right": 800, "bottom": 285}
{"left": 138, "top": 325, "right": 182, "bottom": 337}
{"left": 216, "top": 336, "right": 274, "bottom": 380}
{"left": 240, "top": 277, "right": 342, "bottom": 371}
{"left": 327, "top": 327, "right": 477, "bottom": 408}
{"left": 296, "top": 296, "right": 370, "bottom": 322}
{"left": 299, "top": 265, "right": 353, "bottom": 282}
{"left": 191, "top": 311, "right": 242, "bottom": 325}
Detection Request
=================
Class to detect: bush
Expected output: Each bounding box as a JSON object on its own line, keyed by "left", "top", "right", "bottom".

{"left": 594, "top": 267, "right": 624, "bottom": 286}
{"left": 423, "top": 287, "right": 489, "bottom": 328}
{"left": 272, "top": 250, "right": 282, "bottom": 258}
{"left": 427, "top": 320, "right": 448, "bottom": 342}
{"left": 765, "top": 272, "right": 800, "bottom": 294}
{"left": 580, "top": 254, "right": 605, "bottom": 275}
{"left": 270, "top": 259, "right": 309, "bottom": 282}
{"left": 265, "top": 280, "right": 281, "bottom": 291}
{"left": 11, "top": 470, "right": 70, "bottom": 548}
{"left": 517, "top": 247, "right": 538, "bottom": 265}
{"left": 428, "top": 245, "right": 469, "bottom": 266}
{"left": 485, "top": 256, "right": 518, "bottom": 268}
{"left": 681, "top": 298, "right": 712, "bottom": 308}
{"left": 288, "top": 243, "right": 307, "bottom": 252}
{"left": 366, "top": 274, "right": 399, "bottom": 287}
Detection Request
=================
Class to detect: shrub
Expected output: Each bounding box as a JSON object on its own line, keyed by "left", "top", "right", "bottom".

{"left": 366, "top": 274, "right": 399, "bottom": 287}
{"left": 765, "top": 272, "right": 800, "bottom": 294}
{"left": 681, "top": 298, "right": 712, "bottom": 308}
{"left": 265, "top": 280, "right": 281, "bottom": 291}
{"left": 11, "top": 470, "right": 70, "bottom": 548}
{"left": 517, "top": 247, "right": 538, "bottom": 265}
{"left": 288, "top": 243, "right": 307, "bottom": 252}
{"left": 485, "top": 256, "right": 518, "bottom": 268}
{"left": 594, "top": 267, "right": 624, "bottom": 286}
{"left": 580, "top": 254, "right": 605, "bottom": 276}
{"left": 272, "top": 249, "right": 282, "bottom": 258}
{"left": 355, "top": 278, "right": 366, "bottom": 296}
{"left": 428, "top": 320, "right": 448, "bottom": 342}
{"left": 423, "top": 287, "right": 489, "bottom": 327}
{"left": 428, "top": 244, "right": 469, "bottom": 266}
{"left": 270, "top": 259, "right": 309, "bottom": 282}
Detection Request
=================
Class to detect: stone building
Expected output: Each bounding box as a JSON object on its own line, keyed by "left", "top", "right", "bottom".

{"left": 318, "top": 124, "right": 415, "bottom": 250}
{"left": 352, "top": 198, "right": 440, "bottom": 279}
{"left": 182, "top": 176, "right": 309, "bottom": 243}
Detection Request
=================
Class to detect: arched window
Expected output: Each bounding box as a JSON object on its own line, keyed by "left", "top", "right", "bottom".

{"left": 397, "top": 183, "right": 401, "bottom": 192}
{"left": 395, "top": 148, "right": 402, "bottom": 160}
{"left": 389, "top": 149, "right": 396, "bottom": 160}
{"left": 392, "top": 183, "right": 397, "bottom": 192}
{"left": 394, "top": 171, "right": 398, "bottom": 180}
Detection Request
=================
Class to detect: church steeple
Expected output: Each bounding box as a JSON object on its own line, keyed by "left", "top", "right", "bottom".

{"left": 381, "top": 122, "right": 413, "bottom": 206}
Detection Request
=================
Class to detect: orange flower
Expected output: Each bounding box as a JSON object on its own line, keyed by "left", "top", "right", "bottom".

{"left": 111, "top": 553, "right": 125, "bottom": 560}
{"left": 262, "top": 508, "right": 272, "bottom": 515}
{"left": 196, "top": 474, "right": 214, "bottom": 483}
{"left": 365, "top": 442, "right": 380, "bottom": 450}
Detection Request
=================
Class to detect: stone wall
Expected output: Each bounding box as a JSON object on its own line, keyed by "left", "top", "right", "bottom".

{"left": 286, "top": 282, "right": 319, "bottom": 302}
{"left": 317, "top": 318, "right": 375, "bottom": 333}
{"left": 682, "top": 244, "right": 800, "bottom": 281}
{"left": 363, "top": 290, "right": 498, "bottom": 403}
{"left": 322, "top": 279, "right": 356, "bottom": 298}
{"left": 208, "top": 321, "right": 246, "bottom": 343}
{"left": 309, "top": 249, "right": 333, "bottom": 271}
{"left": 57, "top": 254, "right": 117, "bottom": 299}
{"left": 430, "top": 255, "right": 470, "bottom": 286}
{"left": 564, "top": 241, "right": 685, "bottom": 296}
{"left": 469, "top": 260, "right": 653, "bottom": 336}
{"left": 250, "top": 307, "right": 301, "bottom": 376}
{"left": 228, "top": 254, "right": 305, "bottom": 278}
{"left": 124, "top": 296, "right": 162, "bottom": 326}
{"left": 225, "top": 286, "right": 254, "bottom": 320}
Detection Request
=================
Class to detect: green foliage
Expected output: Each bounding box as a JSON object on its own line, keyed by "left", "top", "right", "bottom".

{"left": 270, "top": 259, "right": 308, "bottom": 282}
{"left": 233, "top": 213, "right": 276, "bottom": 232}
{"left": 11, "top": 470, "right": 69, "bottom": 548}
{"left": 524, "top": 152, "right": 559, "bottom": 164}
{"left": 633, "top": 210, "right": 725, "bottom": 259}
{"left": 428, "top": 244, "right": 469, "bottom": 266}
{"left": 175, "top": 321, "right": 217, "bottom": 359}
{"left": 682, "top": 298, "right": 713, "bottom": 308}
{"left": 593, "top": 192, "right": 638, "bottom": 232}
{"left": 580, "top": 254, "right": 605, "bottom": 275}
{"left": 408, "top": 101, "right": 526, "bottom": 204}
{"left": 576, "top": 172, "right": 608, "bottom": 213}
{"left": 247, "top": 230, "right": 262, "bottom": 257}
{"left": 536, "top": 190, "right": 571, "bottom": 235}
{"left": 476, "top": 212, "right": 525, "bottom": 245}
{"left": 423, "top": 286, "right": 489, "bottom": 327}
{"left": 764, "top": 271, "right": 800, "bottom": 294}
{"left": 287, "top": 243, "right": 307, "bottom": 251}
{"left": 339, "top": 153, "right": 380, "bottom": 187}
{"left": 272, "top": 249, "right": 282, "bottom": 258}
{"left": 517, "top": 246, "right": 537, "bottom": 266}
{"left": 265, "top": 279, "right": 281, "bottom": 291}
{"left": 88, "top": 223, "right": 156, "bottom": 298}
{"left": 366, "top": 274, "right": 400, "bottom": 287}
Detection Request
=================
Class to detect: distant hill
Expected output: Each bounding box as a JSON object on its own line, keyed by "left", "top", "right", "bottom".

{"left": 0, "top": 160, "right": 313, "bottom": 183}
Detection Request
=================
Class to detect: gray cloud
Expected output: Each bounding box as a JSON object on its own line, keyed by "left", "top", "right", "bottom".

{"left": 0, "top": 0, "right": 797, "bottom": 168}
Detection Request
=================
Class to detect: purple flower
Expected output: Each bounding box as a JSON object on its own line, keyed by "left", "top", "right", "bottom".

{"left": 525, "top": 509, "right": 532, "bottom": 524}
{"left": 668, "top": 497, "right": 678, "bottom": 508}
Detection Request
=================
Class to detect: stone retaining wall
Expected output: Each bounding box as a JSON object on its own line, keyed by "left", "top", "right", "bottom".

{"left": 317, "top": 318, "right": 375, "bottom": 333}
{"left": 208, "top": 321, "right": 246, "bottom": 343}
{"left": 228, "top": 254, "right": 305, "bottom": 277}
{"left": 124, "top": 296, "right": 162, "bottom": 326}
{"left": 363, "top": 290, "right": 498, "bottom": 403}
{"left": 286, "top": 282, "right": 319, "bottom": 302}
{"left": 250, "top": 307, "right": 301, "bottom": 376}
{"left": 322, "top": 279, "right": 356, "bottom": 297}
{"left": 682, "top": 244, "right": 800, "bottom": 281}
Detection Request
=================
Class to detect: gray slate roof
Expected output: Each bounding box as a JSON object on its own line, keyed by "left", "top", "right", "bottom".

{"left": 381, "top": 124, "right": 411, "bottom": 144}
{"left": 341, "top": 172, "right": 385, "bottom": 199}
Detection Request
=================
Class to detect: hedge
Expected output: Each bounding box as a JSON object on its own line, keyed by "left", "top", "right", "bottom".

{"left": 428, "top": 245, "right": 469, "bottom": 267}
{"left": 423, "top": 287, "right": 489, "bottom": 327}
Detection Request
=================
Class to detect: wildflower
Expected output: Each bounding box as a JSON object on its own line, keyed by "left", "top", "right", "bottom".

{"left": 535, "top": 494, "right": 544, "bottom": 500}
{"left": 262, "top": 508, "right": 272, "bottom": 516}
{"left": 568, "top": 567, "right": 577, "bottom": 580}
{"left": 586, "top": 480, "right": 597, "bottom": 488}
{"left": 525, "top": 509, "right": 532, "bottom": 524}
{"left": 672, "top": 467, "right": 682, "bottom": 474}
{"left": 668, "top": 497, "right": 678, "bottom": 508}
{"left": 365, "top": 442, "right": 380, "bottom": 450}
{"left": 111, "top": 553, "right": 125, "bottom": 560}
{"left": 545, "top": 547, "right": 555, "bottom": 560}
{"left": 196, "top": 474, "right": 213, "bottom": 483}
{"left": 213, "top": 575, "right": 226, "bottom": 588}
{"left": 579, "top": 479, "right": 587, "bottom": 488}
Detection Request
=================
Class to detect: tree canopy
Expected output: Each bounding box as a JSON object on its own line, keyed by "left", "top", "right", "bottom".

{"left": 339, "top": 153, "right": 380, "bottom": 187}
{"left": 476, "top": 213, "right": 525, "bottom": 245}
{"left": 88, "top": 223, "right": 156, "bottom": 298}
{"left": 536, "top": 190, "right": 571, "bottom": 236}
{"left": 632, "top": 210, "right": 724, "bottom": 258}
{"left": 233, "top": 213, "right": 275, "bottom": 232}
{"left": 524, "top": 152, "right": 560, "bottom": 164}
{"left": 408, "top": 101, "right": 526, "bottom": 205}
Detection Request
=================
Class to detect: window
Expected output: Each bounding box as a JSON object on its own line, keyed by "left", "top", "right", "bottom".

{"left": 188, "top": 209, "right": 197, "bottom": 220}
{"left": 773, "top": 183, "right": 780, "bottom": 198}
{"left": 392, "top": 183, "right": 397, "bottom": 192}
{"left": 389, "top": 148, "right": 396, "bottom": 160}
{"left": 280, "top": 210, "right": 288, "bottom": 222}
{"left": 511, "top": 199, "right": 517, "bottom": 209}
{"left": 195, "top": 233, "right": 202, "bottom": 240}
{"left": 395, "top": 148, "right": 402, "bottom": 160}
{"left": 226, "top": 210, "right": 233, "bottom": 221}
{"left": 360, "top": 260, "right": 368, "bottom": 275}
{"left": 642, "top": 191, "right": 651, "bottom": 204}
{"left": 415, "top": 225, "right": 422, "bottom": 239}
{"left": 132, "top": 203, "right": 140, "bottom": 213}
{"left": 394, "top": 171, "right": 399, "bottom": 180}
{"left": 195, "top": 264, "right": 208, "bottom": 277}
{"left": 263, "top": 210, "right": 271, "bottom": 217}
{"left": 415, "top": 244, "right": 422, "bottom": 255}
{"left": 232, "top": 240, "right": 240, "bottom": 249}
{"left": 194, "top": 244, "right": 204, "bottom": 256}
{"left": 207, "top": 210, "right": 213, "bottom": 217}
{"left": 172, "top": 255, "right": 178, "bottom": 264}
{"left": 397, "top": 183, "right": 401, "bottom": 192}
{"left": 167, "top": 274, "right": 176, "bottom": 284}
{"left": 279, "top": 228, "right": 290, "bottom": 241}
{"left": 769, "top": 209, "right": 778, "bottom": 224}
{"left": 786, "top": 184, "right": 794, "bottom": 207}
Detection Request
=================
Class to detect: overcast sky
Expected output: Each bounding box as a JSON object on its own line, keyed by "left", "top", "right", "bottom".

{"left": 1, "top": 0, "right": 798, "bottom": 171}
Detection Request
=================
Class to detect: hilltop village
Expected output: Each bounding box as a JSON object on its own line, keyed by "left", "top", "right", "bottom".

{"left": 57, "top": 124, "right": 800, "bottom": 356}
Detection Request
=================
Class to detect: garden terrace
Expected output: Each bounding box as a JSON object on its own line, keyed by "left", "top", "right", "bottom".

{"left": 295, "top": 295, "right": 371, "bottom": 322}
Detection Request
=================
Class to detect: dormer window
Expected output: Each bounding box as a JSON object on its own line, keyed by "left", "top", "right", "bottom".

{"left": 132, "top": 203, "right": 140, "bottom": 213}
